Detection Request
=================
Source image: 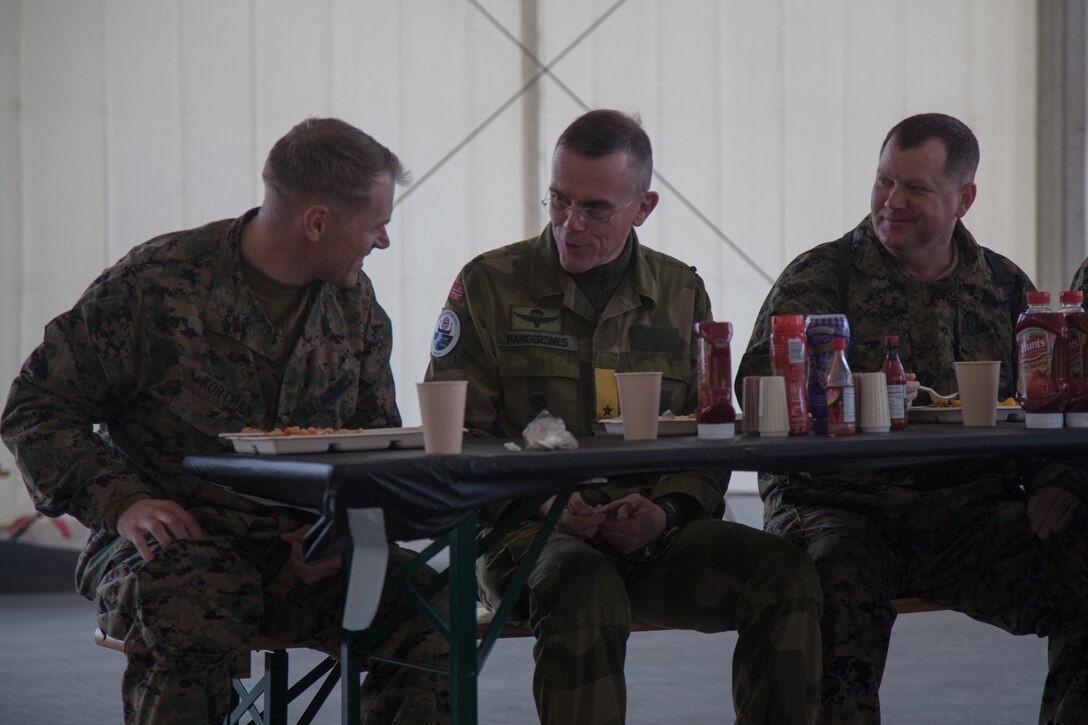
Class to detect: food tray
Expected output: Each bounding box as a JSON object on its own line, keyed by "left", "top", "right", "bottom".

{"left": 600, "top": 415, "right": 713, "bottom": 436}
{"left": 907, "top": 405, "right": 1024, "bottom": 424}
{"left": 220, "top": 427, "right": 424, "bottom": 454}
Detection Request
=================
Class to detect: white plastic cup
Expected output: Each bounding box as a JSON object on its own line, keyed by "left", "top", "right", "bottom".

{"left": 857, "top": 372, "right": 891, "bottom": 433}
{"left": 416, "top": 381, "right": 468, "bottom": 454}
{"left": 954, "top": 362, "right": 1001, "bottom": 427}
{"left": 757, "top": 376, "right": 790, "bottom": 437}
{"left": 614, "top": 372, "right": 662, "bottom": 441}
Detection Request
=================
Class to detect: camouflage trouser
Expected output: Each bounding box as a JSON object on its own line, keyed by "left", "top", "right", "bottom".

{"left": 478, "top": 516, "right": 823, "bottom": 725}
{"left": 765, "top": 484, "right": 1088, "bottom": 725}
{"left": 92, "top": 510, "right": 450, "bottom": 724}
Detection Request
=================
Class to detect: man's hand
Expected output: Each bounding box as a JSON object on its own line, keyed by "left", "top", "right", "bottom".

{"left": 281, "top": 525, "right": 342, "bottom": 584}
{"left": 596, "top": 494, "right": 667, "bottom": 554}
{"left": 539, "top": 492, "right": 606, "bottom": 540}
{"left": 904, "top": 372, "right": 920, "bottom": 407}
{"left": 1027, "top": 486, "right": 1081, "bottom": 540}
{"left": 117, "top": 498, "right": 204, "bottom": 562}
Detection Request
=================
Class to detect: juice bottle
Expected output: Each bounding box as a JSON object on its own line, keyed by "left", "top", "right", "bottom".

{"left": 1060, "top": 290, "right": 1088, "bottom": 427}
{"left": 693, "top": 321, "right": 736, "bottom": 439}
{"left": 825, "top": 337, "right": 856, "bottom": 436}
{"left": 883, "top": 336, "right": 908, "bottom": 431}
{"left": 770, "top": 315, "right": 811, "bottom": 435}
{"left": 1015, "top": 291, "right": 1069, "bottom": 429}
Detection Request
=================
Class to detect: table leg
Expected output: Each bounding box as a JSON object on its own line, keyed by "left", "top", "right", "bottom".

{"left": 341, "top": 637, "right": 361, "bottom": 725}
{"left": 340, "top": 546, "right": 362, "bottom": 725}
{"left": 448, "top": 516, "right": 479, "bottom": 725}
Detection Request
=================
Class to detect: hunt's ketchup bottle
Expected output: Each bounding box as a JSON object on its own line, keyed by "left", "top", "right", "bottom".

{"left": 770, "top": 315, "right": 811, "bottom": 435}
{"left": 1015, "top": 291, "right": 1070, "bottom": 429}
{"left": 883, "top": 336, "right": 908, "bottom": 431}
{"left": 693, "top": 321, "right": 736, "bottom": 439}
{"left": 1060, "top": 290, "right": 1088, "bottom": 428}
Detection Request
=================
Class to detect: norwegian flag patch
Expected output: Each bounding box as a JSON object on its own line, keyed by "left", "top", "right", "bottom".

{"left": 448, "top": 283, "right": 465, "bottom": 302}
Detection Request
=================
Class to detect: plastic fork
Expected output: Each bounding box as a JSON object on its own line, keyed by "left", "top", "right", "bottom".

{"left": 918, "top": 385, "right": 959, "bottom": 402}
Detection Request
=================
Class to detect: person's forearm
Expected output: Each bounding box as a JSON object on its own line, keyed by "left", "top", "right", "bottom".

{"left": 3, "top": 377, "right": 152, "bottom": 531}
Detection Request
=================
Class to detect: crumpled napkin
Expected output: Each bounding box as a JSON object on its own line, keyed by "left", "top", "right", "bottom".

{"left": 521, "top": 410, "right": 579, "bottom": 450}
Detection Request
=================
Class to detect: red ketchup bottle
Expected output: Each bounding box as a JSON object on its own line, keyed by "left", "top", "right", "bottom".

{"left": 825, "top": 337, "right": 856, "bottom": 436}
{"left": 1015, "top": 291, "right": 1070, "bottom": 429}
{"left": 770, "top": 315, "right": 811, "bottom": 435}
{"left": 1060, "top": 290, "right": 1088, "bottom": 428}
{"left": 693, "top": 321, "right": 736, "bottom": 439}
{"left": 883, "top": 335, "right": 908, "bottom": 431}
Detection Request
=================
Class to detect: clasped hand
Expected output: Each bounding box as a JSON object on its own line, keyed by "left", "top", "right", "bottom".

{"left": 1027, "top": 486, "right": 1081, "bottom": 540}
{"left": 117, "top": 499, "right": 341, "bottom": 583}
{"left": 539, "top": 492, "right": 667, "bottom": 554}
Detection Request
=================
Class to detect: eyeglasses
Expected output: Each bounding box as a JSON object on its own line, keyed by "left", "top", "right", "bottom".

{"left": 541, "top": 193, "right": 640, "bottom": 225}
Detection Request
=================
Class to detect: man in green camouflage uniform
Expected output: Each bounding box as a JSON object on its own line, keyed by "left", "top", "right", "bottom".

{"left": 737, "top": 113, "right": 1088, "bottom": 725}
{"left": 426, "top": 109, "right": 823, "bottom": 725}
{"left": 2, "top": 118, "right": 449, "bottom": 724}
{"left": 1073, "top": 259, "right": 1088, "bottom": 293}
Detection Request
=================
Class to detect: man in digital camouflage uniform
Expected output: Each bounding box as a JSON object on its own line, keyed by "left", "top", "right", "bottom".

{"left": 2, "top": 118, "right": 449, "bottom": 724}
{"left": 737, "top": 112, "right": 1088, "bottom": 724}
{"left": 426, "top": 109, "right": 823, "bottom": 725}
{"left": 1073, "top": 259, "right": 1088, "bottom": 294}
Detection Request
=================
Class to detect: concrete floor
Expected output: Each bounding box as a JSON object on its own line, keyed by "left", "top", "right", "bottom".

{"left": 0, "top": 496, "right": 1052, "bottom": 724}
{"left": 0, "top": 588, "right": 1048, "bottom": 725}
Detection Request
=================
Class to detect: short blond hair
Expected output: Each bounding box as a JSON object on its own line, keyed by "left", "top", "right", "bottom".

{"left": 262, "top": 117, "right": 408, "bottom": 212}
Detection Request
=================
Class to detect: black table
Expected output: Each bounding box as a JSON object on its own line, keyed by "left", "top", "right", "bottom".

{"left": 184, "top": 423, "right": 1088, "bottom": 724}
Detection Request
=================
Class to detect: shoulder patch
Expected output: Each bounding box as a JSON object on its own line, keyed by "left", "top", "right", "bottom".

{"left": 430, "top": 309, "right": 461, "bottom": 358}
{"left": 448, "top": 282, "right": 465, "bottom": 302}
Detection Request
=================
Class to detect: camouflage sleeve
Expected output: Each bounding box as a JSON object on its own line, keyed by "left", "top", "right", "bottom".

{"left": 344, "top": 279, "right": 402, "bottom": 429}
{"left": 735, "top": 243, "right": 841, "bottom": 398}
{"left": 424, "top": 264, "right": 502, "bottom": 438}
{"left": 1073, "top": 258, "right": 1088, "bottom": 294}
{"left": 1, "top": 286, "right": 157, "bottom": 532}
{"left": 1017, "top": 454, "right": 1088, "bottom": 503}
{"left": 650, "top": 271, "right": 729, "bottom": 512}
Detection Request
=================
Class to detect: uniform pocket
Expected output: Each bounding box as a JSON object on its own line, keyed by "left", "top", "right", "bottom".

{"left": 168, "top": 362, "right": 258, "bottom": 438}
{"left": 496, "top": 345, "right": 582, "bottom": 423}
{"left": 498, "top": 344, "right": 580, "bottom": 379}
{"left": 617, "top": 351, "right": 692, "bottom": 414}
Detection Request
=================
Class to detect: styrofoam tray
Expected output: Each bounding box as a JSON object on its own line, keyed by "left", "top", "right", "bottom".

{"left": 907, "top": 405, "right": 1023, "bottom": 424}
{"left": 599, "top": 416, "right": 700, "bottom": 436}
{"left": 220, "top": 427, "right": 424, "bottom": 454}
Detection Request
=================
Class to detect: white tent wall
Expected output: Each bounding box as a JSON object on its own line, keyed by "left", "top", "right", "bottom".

{"left": 0, "top": 0, "right": 1041, "bottom": 518}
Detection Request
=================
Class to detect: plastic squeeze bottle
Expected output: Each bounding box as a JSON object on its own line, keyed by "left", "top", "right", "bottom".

{"left": 1015, "top": 291, "right": 1069, "bottom": 429}
{"left": 770, "top": 315, "right": 811, "bottom": 435}
{"left": 883, "top": 336, "right": 908, "bottom": 431}
{"left": 825, "top": 337, "right": 856, "bottom": 436}
{"left": 693, "top": 321, "right": 736, "bottom": 439}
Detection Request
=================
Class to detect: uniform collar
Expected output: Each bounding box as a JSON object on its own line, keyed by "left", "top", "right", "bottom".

{"left": 205, "top": 208, "right": 348, "bottom": 357}
{"left": 527, "top": 225, "right": 659, "bottom": 314}
{"left": 858, "top": 214, "right": 982, "bottom": 285}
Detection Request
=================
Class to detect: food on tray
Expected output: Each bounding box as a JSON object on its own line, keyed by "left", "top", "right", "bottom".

{"left": 924, "top": 397, "right": 1019, "bottom": 409}
{"left": 237, "top": 426, "right": 364, "bottom": 437}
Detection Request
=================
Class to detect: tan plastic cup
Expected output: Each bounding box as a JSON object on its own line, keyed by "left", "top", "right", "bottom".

{"left": 742, "top": 376, "right": 763, "bottom": 434}
{"left": 954, "top": 361, "right": 1001, "bottom": 427}
{"left": 416, "top": 380, "right": 468, "bottom": 454}
{"left": 615, "top": 372, "right": 662, "bottom": 440}
{"left": 857, "top": 372, "right": 891, "bottom": 433}
{"left": 757, "top": 376, "right": 790, "bottom": 437}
